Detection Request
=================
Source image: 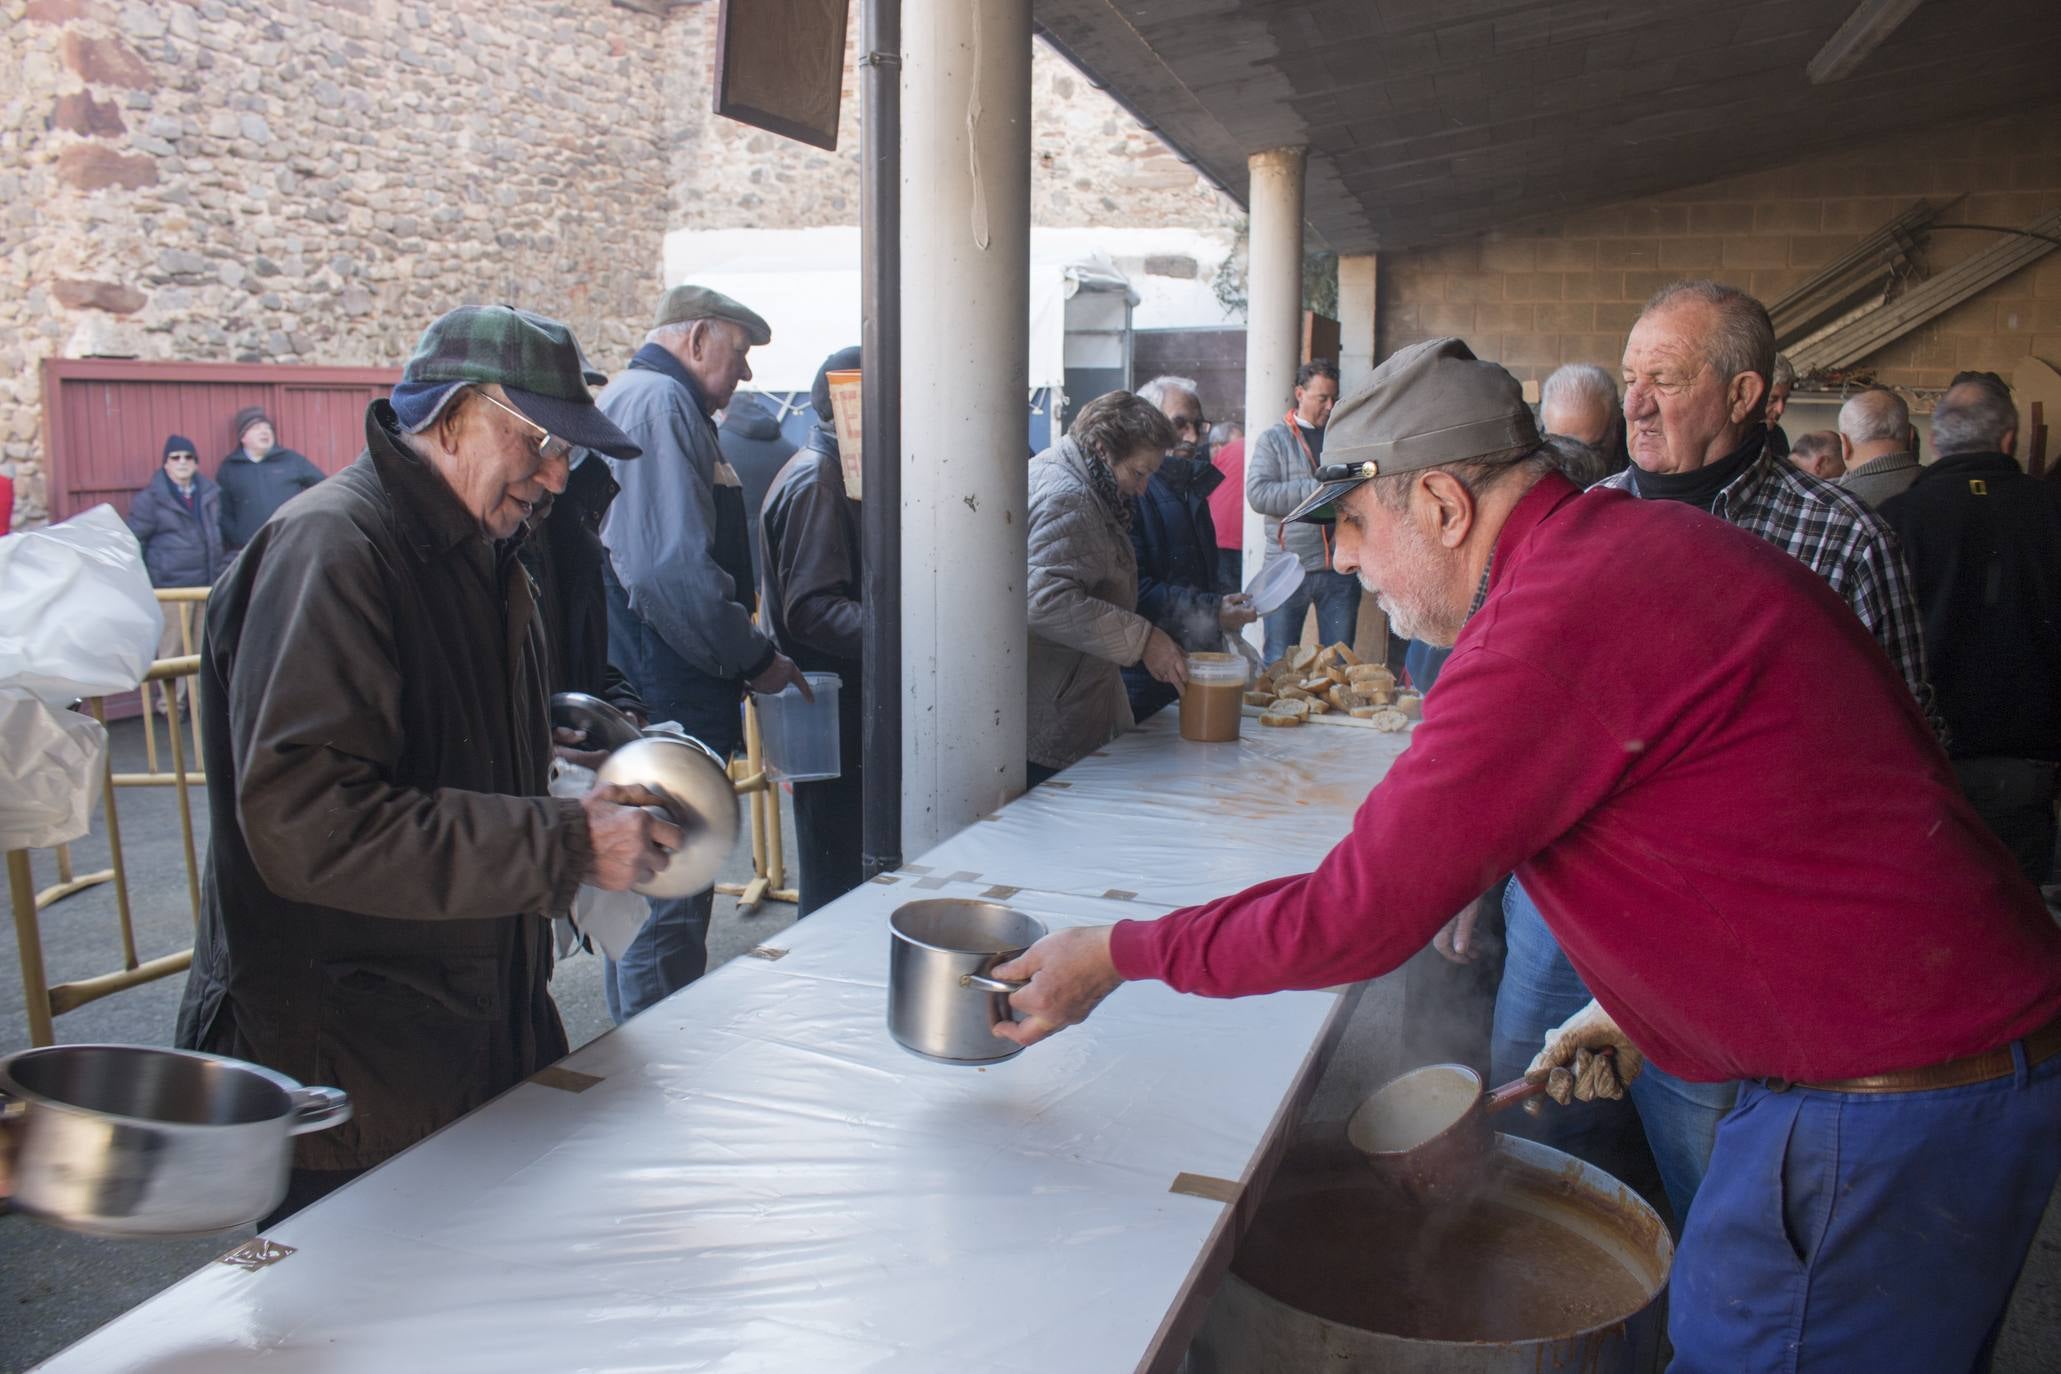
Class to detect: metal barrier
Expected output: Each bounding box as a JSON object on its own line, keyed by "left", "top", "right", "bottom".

{"left": 9, "top": 590, "right": 801, "bottom": 1046}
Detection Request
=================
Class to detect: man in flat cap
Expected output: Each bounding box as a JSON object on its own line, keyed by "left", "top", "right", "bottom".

{"left": 598, "top": 284, "right": 809, "bottom": 1022}
{"left": 179, "top": 306, "right": 683, "bottom": 1221}
{"left": 986, "top": 337, "right": 2061, "bottom": 1369}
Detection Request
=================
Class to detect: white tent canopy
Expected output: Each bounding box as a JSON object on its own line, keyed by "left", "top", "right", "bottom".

{"left": 661, "top": 225, "right": 1239, "bottom": 394}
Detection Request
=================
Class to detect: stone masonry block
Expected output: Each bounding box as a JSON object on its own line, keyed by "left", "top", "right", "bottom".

{"left": 1754, "top": 202, "right": 1822, "bottom": 234}
{"left": 1595, "top": 239, "right": 1659, "bottom": 269}
{"left": 1473, "top": 303, "right": 1535, "bottom": 333}
{"left": 1503, "top": 272, "right": 1565, "bottom": 302}
{"left": 1447, "top": 273, "right": 1504, "bottom": 303}
{"left": 1478, "top": 239, "right": 1536, "bottom": 273}
{"left": 1535, "top": 239, "right": 1598, "bottom": 271}
{"left": 1563, "top": 270, "right": 1626, "bottom": 302}
{"left": 1722, "top": 236, "right": 1790, "bottom": 269}
{"left": 57, "top": 145, "right": 159, "bottom": 191}
{"left": 1687, "top": 203, "right": 1756, "bottom": 234}
{"left": 1656, "top": 237, "right": 1724, "bottom": 271}
{"left": 1535, "top": 302, "right": 1595, "bottom": 333}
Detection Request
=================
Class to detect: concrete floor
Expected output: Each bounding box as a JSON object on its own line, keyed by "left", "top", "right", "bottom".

{"left": 3, "top": 717, "right": 2057, "bottom": 1370}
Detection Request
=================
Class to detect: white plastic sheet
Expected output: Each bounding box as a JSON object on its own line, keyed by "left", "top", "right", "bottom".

{"left": 915, "top": 711, "right": 1416, "bottom": 908}
{"left": 39, "top": 723, "right": 1411, "bottom": 1373}
{"left": 0, "top": 690, "right": 106, "bottom": 850}
{"left": 547, "top": 759, "right": 653, "bottom": 959}
{"left": 0, "top": 504, "right": 161, "bottom": 707}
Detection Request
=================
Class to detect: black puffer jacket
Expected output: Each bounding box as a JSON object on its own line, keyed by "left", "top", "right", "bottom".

{"left": 127, "top": 469, "right": 228, "bottom": 587}
{"left": 520, "top": 457, "right": 647, "bottom": 718}
{"left": 1122, "top": 454, "right": 1226, "bottom": 720}
{"left": 216, "top": 447, "right": 325, "bottom": 549}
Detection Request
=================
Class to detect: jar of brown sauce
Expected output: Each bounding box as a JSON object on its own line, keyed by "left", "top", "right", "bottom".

{"left": 1179, "top": 651, "right": 1249, "bottom": 743}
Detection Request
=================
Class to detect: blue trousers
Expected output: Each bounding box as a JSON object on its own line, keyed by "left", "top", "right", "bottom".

{"left": 603, "top": 568, "right": 744, "bottom": 1024}
{"left": 1261, "top": 567, "right": 1362, "bottom": 662}
{"left": 1670, "top": 1046, "right": 2061, "bottom": 1370}
{"left": 1491, "top": 879, "right": 1736, "bottom": 1224}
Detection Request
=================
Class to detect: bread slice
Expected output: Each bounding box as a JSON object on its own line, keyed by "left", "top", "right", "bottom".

{"left": 1313, "top": 644, "right": 1343, "bottom": 670}
{"left": 1336, "top": 643, "right": 1363, "bottom": 666}
{"left": 1243, "top": 690, "right": 1276, "bottom": 707}
{"left": 1290, "top": 645, "right": 1319, "bottom": 672}
{"left": 1258, "top": 710, "right": 1305, "bottom": 727}
{"left": 1268, "top": 697, "right": 1310, "bottom": 720}
{"left": 1396, "top": 692, "right": 1423, "bottom": 718}
{"left": 1345, "top": 664, "right": 1394, "bottom": 687}
{"left": 1323, "top": 665, "right": 1351, "bottom": 687}
{"left": 1325, "top": 684, "right": 1356, "bottom": 712}
{"left": 1348, "top": 705, "right": 1381, "bottom": 720}
{"left": 1367, "top": 707, "right": 1410, "bottom": 733}
{"left": 1305, "top": 698, "right": 1332, "bottom": 715}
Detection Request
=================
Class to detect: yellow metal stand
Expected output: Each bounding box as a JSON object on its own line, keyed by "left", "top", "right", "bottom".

{"left": 717, "top": 697, "right": 798, "bottom": 913}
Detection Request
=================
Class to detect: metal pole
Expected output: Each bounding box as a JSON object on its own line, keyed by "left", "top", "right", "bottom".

{"left": 899, "top": 0, "right": 1032, "bottom": 855}
{"left": 1242, "top": 146, "right": 1309, "bottom": 623}
{"left": 9, "top": 849, "right": 55, "bottom": 1047}
{"left": 860, "top": 0, "right": 904, "bottom": 879}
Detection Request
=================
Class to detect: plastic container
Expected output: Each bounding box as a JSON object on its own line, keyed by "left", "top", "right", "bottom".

{"left": 1179, "top": 652, "right": 1249, "bottom": 743}
{"left": 1244, "top": 554, "right": 1306, "bottom": 617}
{"left": 753, "top": 672, "right": 842, "bottom": 782}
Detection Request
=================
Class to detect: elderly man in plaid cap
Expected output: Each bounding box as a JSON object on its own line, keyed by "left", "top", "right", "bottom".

{"left": 177, "top": 305, "right": 683, "bottom": 1223}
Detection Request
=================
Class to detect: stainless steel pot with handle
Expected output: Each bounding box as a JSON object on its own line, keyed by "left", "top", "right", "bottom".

{"left": 888, "top": 899, "right": 1048, "bottom": 1064}
{"left": 0, "top": 1044, "right": 351, "bottom": 1238}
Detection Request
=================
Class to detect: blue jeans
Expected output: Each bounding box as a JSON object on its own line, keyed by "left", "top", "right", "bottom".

{"left": 1670, "top": 1046, "right": 2061, "bottom": 1370}
{"left": 1491, "top": 879, "right": 1736, "bottom": 1224}
{"left": 602, "top": 567, "right": 744, "bottom": 1024}
{"left": 1261, "top": 567, "right": 1362, "bottom": 662}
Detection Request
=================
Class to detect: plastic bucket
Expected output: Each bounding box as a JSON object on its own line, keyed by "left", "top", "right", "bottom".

{"left": 1245, "top": 554, "right": 1306, "bottom": 617}
{"left": 1179, "top": 651, "right": 1248, "bottom": 743}
{"left": 754, "top": 672, "right": 842, "bottom": 782}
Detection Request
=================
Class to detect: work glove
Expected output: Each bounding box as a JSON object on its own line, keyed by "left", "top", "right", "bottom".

{"left": 1525, "top": 998, "right": 1645, "bottom": 1105}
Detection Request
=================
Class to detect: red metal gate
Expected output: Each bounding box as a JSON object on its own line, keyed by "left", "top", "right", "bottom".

{"left": 40, "top": 359, "right": 403, "bottom": 523}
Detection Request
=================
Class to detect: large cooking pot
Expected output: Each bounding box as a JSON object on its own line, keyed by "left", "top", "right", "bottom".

{"left": 888, "top": 899, "right": 1047, "bottom": 1064}
{"left": 595, "top": 733, "right": 741, "bottom": 899}
{"left": 0, "top": 1044, "right": 351, "bottom": 1239}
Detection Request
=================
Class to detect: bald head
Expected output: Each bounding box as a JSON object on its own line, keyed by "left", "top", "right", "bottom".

{"left": 1837, "top": 388, "right": 1911, "bottom": 469}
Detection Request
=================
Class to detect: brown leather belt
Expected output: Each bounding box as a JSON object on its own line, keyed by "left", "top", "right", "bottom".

{"left": 1768, "top": 1015, "right": 2061, "bottom": 1095}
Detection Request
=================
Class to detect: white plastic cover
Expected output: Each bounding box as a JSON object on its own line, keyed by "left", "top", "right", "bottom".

{"left": 0, "top": 690, "right": 107, "bottom": 850}
{"left": 40, "top": 719, "right": 1406, "bottom": 1372}
{"left": 915, "top": 711, "right": 1411, "bottom": 908}
{"left": 0, "top": 504, "right": 162, "bottom": 707}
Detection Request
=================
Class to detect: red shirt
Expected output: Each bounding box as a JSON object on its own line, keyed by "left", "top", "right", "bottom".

{"left": 1110, "top": 474, "right": 2061, "bottom": 1082}
{"left": 1206, "top": 439, "right": 1244, "bottom": 552}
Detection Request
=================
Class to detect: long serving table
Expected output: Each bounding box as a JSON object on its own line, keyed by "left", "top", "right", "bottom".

{"left": 39, "top": 712, "right": 1416, "bottom": 1373}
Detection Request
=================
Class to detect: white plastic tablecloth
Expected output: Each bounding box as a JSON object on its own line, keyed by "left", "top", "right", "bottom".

{"left": 38, "top": 718, "right": 1407, "bottom": 1373}
{"left": 912, "top": 711, "right": 1409, "bottom": 908}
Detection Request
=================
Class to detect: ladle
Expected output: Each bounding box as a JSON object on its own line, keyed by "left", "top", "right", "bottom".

{"left": 1346, "top": 1052, "right": 1614, "bottom": 1195}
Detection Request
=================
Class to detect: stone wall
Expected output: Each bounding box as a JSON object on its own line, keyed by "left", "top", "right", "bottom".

{"left": 662, "top": 1, "right": 1243, "bottom": 234}
{"left": 2, "top": 0, "right": 673, "bottom": 523}
{"left": 1375, "top": 106, "right": 2061, "bottom": 393}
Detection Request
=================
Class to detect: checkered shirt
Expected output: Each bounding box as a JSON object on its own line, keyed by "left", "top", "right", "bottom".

{"left": 1598, "top": 442, "right": 1946, "bottom": 741}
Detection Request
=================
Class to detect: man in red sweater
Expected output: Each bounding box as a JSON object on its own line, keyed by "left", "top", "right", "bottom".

{"left": 993, "top": 337, "right": 2061, "bottom": 1369}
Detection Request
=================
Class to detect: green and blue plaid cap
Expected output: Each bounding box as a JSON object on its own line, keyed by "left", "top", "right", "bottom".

{"left": 393, "top": 305, "right": 640, "bottom": 460}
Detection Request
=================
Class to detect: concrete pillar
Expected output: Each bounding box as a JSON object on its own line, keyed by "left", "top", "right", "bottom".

{"left": 900, "top": 0, "right": 1032, "bottom": 855}
{"left": 1242, "top": 146, "right": 1307, "bottom": 607}
{"left": 1338, "top": 252, "right": 1379, "bottom": 393}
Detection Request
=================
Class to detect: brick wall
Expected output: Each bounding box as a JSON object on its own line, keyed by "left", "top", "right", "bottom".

{"left": 1376, "top": 105, "right": 2061, "bottom": 392}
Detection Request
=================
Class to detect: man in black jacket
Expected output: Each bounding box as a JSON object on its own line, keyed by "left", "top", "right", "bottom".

{"left": 760, "top": 348, "right": 865, "bottom": 915}
{"left": 1880, "top": 377, "right": 2061, "bottom": 884}
{"left": 177, "top": 306, "right": 678, "bottom": 1222}
{"left": 215, "top": 406, "right": 325, "bottom": 551}
{"left": 1122, "top": 375, "right": 1255, "bottom": 720}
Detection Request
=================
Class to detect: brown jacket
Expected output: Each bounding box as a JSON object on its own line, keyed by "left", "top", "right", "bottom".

{"left": 1026, "top": 438, "right": 1151, "bottom": 771}
{"left": 176, "top": 402, "right": 590, "bottom": 1171}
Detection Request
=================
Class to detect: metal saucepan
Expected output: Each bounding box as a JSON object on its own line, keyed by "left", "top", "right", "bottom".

{"left": 594, "top": 733, "right": 741, "bottom": 898}
{"left": 888, "top": 899, "right": 1048, "bottom": 1064}
{"left": 0, "top": 1043, "right": 351, "bottom": 1238}
{"left": 1347, "top": 1053, "right": 1611, "bottom": 1194}
{"left": 550, "top": 691, "right": 644, "bottom": 754}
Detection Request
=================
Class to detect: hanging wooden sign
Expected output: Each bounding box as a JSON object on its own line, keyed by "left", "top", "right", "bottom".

{"left": 713, "top": 0, "right": 851, "bottom": 152}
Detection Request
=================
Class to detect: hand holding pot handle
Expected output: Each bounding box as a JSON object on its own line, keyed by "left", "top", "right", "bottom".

{"left": 987, "top": 926, "right": 1125, "bottom": 1049}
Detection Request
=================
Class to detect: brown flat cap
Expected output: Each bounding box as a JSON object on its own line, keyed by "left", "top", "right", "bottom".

{"left": 1288, "top": 337, "right": 1540, "bottom": 524}
{"left": 654, "top": 284, "right": 771, "bottom": 346}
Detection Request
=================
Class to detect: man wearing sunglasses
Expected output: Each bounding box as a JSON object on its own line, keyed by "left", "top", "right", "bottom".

{"left": 177, "top": 306, "right": 679, "bottom": 1221}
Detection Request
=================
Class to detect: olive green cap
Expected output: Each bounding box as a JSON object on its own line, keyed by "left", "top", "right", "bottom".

{"left": 653, "top": 284, "right": 771, "bottom": 346}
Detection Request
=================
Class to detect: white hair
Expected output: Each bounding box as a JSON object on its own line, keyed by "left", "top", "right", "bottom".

{"left": 1136, "top": 375, "right": 1201, "bottom": 411}
{"left": 1772, "top": 353, "right": 1797, "bottom": 388}
{"left": 645, "top": 318, "right": 740, "bottom": 349}
{"left": 1931, "top": 383, "right": 2018, "bottom": 457}
{"left": 1838, "top": 388, "right": 1910, "bottom": 446}
{"left": 1539, "top": 363, "right": 1617, "bottom": 424}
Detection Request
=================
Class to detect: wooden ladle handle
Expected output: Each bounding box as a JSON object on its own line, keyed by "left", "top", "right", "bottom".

{"left": 1483, "top": 1046, "right": 1616, "bottom": 1115}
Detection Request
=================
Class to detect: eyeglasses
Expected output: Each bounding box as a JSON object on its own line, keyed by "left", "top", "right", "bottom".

{"left": 1169, "top": 415, "right": 1209, "bottom": 435}
{"left": 473, "top": 389, "right": 573, "bottom": 463}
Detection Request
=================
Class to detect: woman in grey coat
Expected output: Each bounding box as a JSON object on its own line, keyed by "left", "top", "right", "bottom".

{"left": 1026, "top": 391, "right": 1188, "bottom": 783}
